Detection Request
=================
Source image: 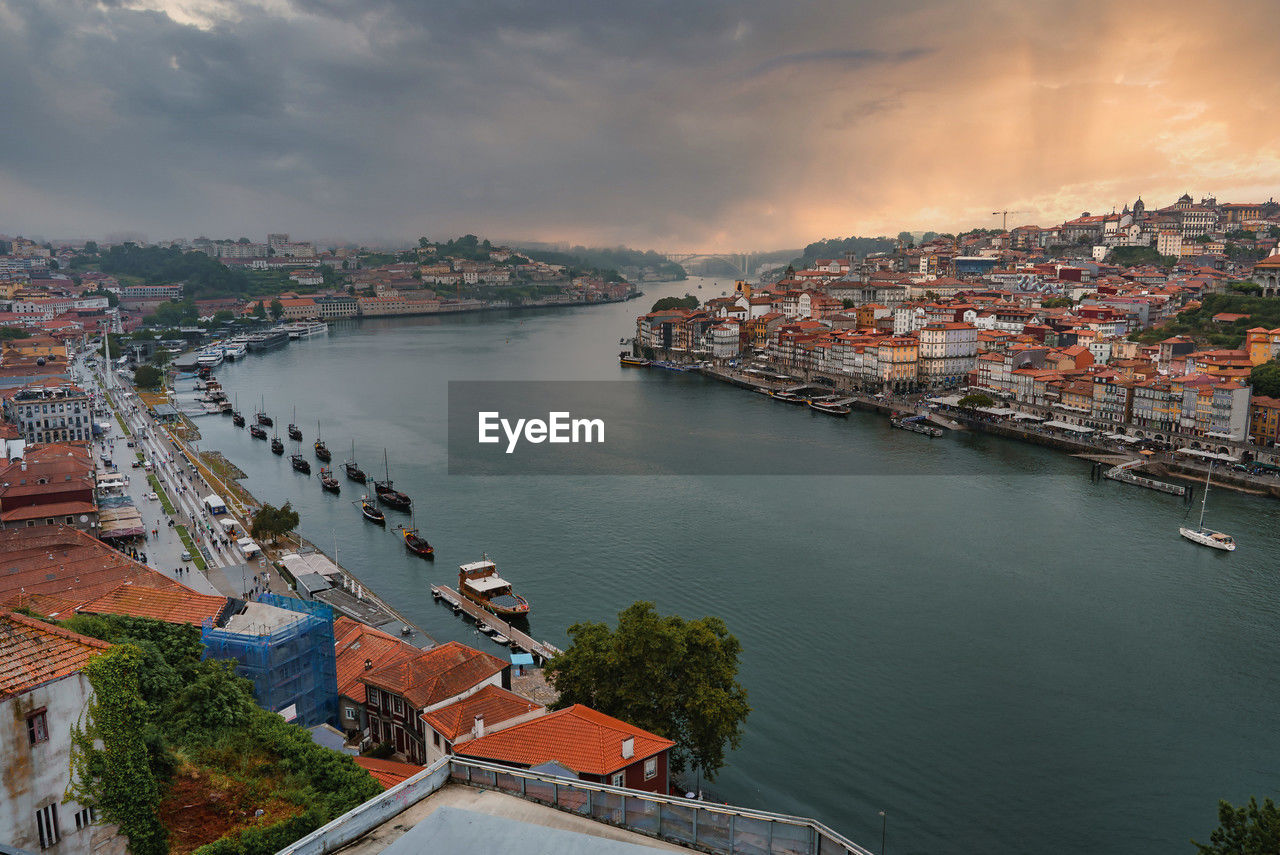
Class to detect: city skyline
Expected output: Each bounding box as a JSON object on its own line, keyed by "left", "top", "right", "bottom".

{"left": 2, "top": 0, "right": 1279, "bottom": 249}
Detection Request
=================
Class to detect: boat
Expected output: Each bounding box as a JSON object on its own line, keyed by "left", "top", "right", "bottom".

{"left": 285, "top": 321, "right": 329, "bottom": 339}
{"left": 319, "top": 467, "right": 340, "bottom": 493}
{"left": 809, "top": 397, "right": 851, "bottom": 416}
{"left": 619, "top": 352, "right": 650, "bottom": 367}
{"left": 314, "top": 421, "right": 331, "bottom": 462}
{"left": 231, "top": 394, "right": 245, "bottom": 427}
{"left": 650, "top": 360, "right": 690, "bottom": 372}
{"left": 343, "top": 440, "right": 367, "bottom": 483}
{"left": 458, "top": 555, "right": 530, "bottom": 618}
{"left": 255, "top": 396, "right": 273, "bottom": 427}
{"left": 196, "top": 348, "right": 224, "bottom": 368}
{"left": 374, "top": 449, "right": 412, "bottom": 510}
{"left": 359, "top": 495, "right": 385, "bottom": 524}
{"left": 270, "top": 433, "right": 284, "bottom": 455}
{"left": 287, "top": 406, "right": 302, "bottom": 441}
{"left": 249, "top": 423, "right": 267, "bottom": 440}
{"left": 890, "top": 414, "right": 944, "bottom": 438}
{"left": 290, "top": 454, "right": 311, "bottom": 474}
{"left": 490, "top": 634, "right": 510, "bottom": 646}
{"left": 221, "top": 339, "right": 248, "bottom": 361}
{"left": 397, "top": 516, "right": 434, "bottom": 558}
{"left": 245, "top": 328, "right": 289, "bottom": 352}
{"left": 1179, "top": 466, "right": 1236, "bottom": 551}
{"left": 770, "top": 390, "right": 808, "bottom": 404}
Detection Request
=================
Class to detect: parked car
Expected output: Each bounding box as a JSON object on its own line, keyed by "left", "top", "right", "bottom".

{"left": 145, "top": 491, "right": 158, "bottom": 500}
{"left": 180, "top": 551, "right": 192, "bottom": 562}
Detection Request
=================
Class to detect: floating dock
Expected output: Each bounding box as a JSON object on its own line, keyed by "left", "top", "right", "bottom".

{"left": 1096, "top": 458, "right": 1191, "bottom": 498}
{"left": 431, "top": 585, "right": 563, "bottom": 664}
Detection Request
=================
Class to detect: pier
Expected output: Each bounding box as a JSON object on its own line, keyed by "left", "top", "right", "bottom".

{"left": 1094, "top": 458, "right": 1191, "bottom": 498}
{"left": 431, "top": 585, "right": 562, "bottom": 664}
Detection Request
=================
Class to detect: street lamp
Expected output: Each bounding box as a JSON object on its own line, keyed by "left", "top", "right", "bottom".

{"left": 879, "top": 810, "right": 887, "bottom": 855}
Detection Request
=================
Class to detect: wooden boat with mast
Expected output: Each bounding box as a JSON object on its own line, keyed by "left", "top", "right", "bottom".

{"left": 318, "top": 466, "right": 340, "bottom": 493}
{"left": 232, "top": 394, "right": 245, "bottom": 427}
{"left": 287, "top": 406, "right": 303, "bottom": 441}
{"left": 270, "top": 425, "right": 284, "bottom": 455}
{"left": 397, "top": 515, "right": 433, "bottom": 558}
{"left": 358, "top": 494, "right": 385, "bottom": 524}
{"left": 290, "top": 453, "right": 311, "bottom": 474}
{"left": 343, "top": 440, "right": 366, "bottom": 483}
{"left": 374, "top": 449, "right": 411, "bottom": 510}
{"left": 314, "top": 421, "right": 331, "bottom": 462}
{"left": 255, "top": 395, "right": 272, "bottom": 427}
{"left": 458, "top": 555, "right": 529, "bottom": 617}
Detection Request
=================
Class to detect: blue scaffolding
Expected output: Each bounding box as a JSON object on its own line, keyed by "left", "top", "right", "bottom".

{"left": 201, "top": 594, "right": 338, "bottom": 728}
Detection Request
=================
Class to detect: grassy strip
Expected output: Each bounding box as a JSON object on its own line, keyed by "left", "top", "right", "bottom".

{"left": 146, "top": 474, "right": 176, "bottom": 515}
{"left": 175, "top": 526, "right": 208, "bottom": 572}
{"left": 136, "top": 451, "right": 146, "bottom": 462}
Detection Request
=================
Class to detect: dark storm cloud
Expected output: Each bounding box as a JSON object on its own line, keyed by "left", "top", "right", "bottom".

{"left": 1, "top": 0, "right": 1278, "bottom": 247}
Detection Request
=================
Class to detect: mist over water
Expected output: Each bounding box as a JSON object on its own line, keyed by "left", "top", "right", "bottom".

{"left": 197, "top": 277, "right": 1280, "bottom": 855}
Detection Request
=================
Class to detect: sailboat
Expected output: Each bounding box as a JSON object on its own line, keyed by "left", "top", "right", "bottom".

{"left": 374, "top": 449, "right": 412, "bottom": 511}
{"left": 232, "top": 394, "right": 245, "bottom": 427}
{"left": 397, "top": 514, "right": 433, "bottom": 558}
{"left": 270, "top": 423, "right": 284, "bottom": 455}
{"left": 343, "top": 439, "right": 366, "bottom": 483}
{"left": 255, "top": 395, "right": 273, "bottom": 427}
{"left": 314, "top": 420, "right": 331, "bottom": 462}
{"left": 1179, "top": 465, "right": 1235, "bottom": 551}
{"left": 288, "top": 406, "right": 303, "bottom": 441}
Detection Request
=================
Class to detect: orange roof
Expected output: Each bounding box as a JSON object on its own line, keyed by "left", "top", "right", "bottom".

{"left": 333, "top": 616, "right": 420, "bottom": 704}
{"left": 0, "top": 526, "right": 189, "bottom": 617}
{"left": 76, "top": 584, "right": 229, "bottom": 626}
{"left": 0, "top": 609, "right": 111, "bottom": 701}
{"left": 455, "top": 704, "right": 674, "bottom": 776}
{"left": 1, "top": 501, "right": 96, "bottom": 522}
{"left": 363, "top": 641, "right": 507, "bottom": 710}
{"left": 352, "top": 756, "right": 425, "bottom": 790}
{"left": 420, "top": 684, "right": 543, "bottom": 741}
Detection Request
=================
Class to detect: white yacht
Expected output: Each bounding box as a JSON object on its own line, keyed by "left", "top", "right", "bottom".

{"left": 1179, "top": 465, "right": 1235, "bottom": 551}
{"left": 285, "top": 321, "right": 329, "bottom": 339}
{"left": 195, "top": 348, "right": 224, "bottom": 368}
{"left": 221, "top": 339, "right": 248, "bottom": 360}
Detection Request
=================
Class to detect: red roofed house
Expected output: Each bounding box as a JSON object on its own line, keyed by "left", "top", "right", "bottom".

{"left": 0, "top": 610, "right": 118, "bottom": 854}
{"left": 333, "top": 616, "right": 421, "bottom": 736}
{"left": 352, "top": 756, "right": 425, "bottom": 791}
{"left": 455, "top": 704, "right": 675, "bottom": 794}
{"left": 419, "top": 683, "right": 544, "bottom": 764}
{"left": 0, "top": 444, "right": 97, "bottom": 533}
{"left": 361, "top": 641, "right": 509, "bottom": 764}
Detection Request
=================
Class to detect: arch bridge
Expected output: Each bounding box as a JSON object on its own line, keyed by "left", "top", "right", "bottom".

{"left": 664, "top": 251, "right": 771, "bottom": 279}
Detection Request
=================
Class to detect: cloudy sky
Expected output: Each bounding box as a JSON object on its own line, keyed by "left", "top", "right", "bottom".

{"left": 3, "top": 0, "right": 1279, "bottom": 250}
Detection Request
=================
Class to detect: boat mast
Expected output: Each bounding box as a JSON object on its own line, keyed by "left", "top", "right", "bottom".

{"left": 384, "top": 448, "right": 390, "bottom": 482}
{"left": 1198, "top": 465, "right": 1211, "bottom": 530}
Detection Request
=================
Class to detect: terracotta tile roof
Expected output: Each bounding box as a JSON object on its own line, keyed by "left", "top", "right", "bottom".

{"left": 362, "top": 641, "right": 507, "bottom": 710}
{"left": 455, "top": 704, "right": 675, "bottom": 776}
{"left": 76, "top": 583, "right": 230, "bottom": 627}
{"left": 352, "top": 756, "right": 425, "bottom": 790}
{"left": 420, "top": 684, "right": 543, "bottom": 741}
{"left": 0, "top": 609, "right": 111, "bottom": 701}
{"left": 0, "top": 525, "right": 189, "bottom": 617}
{"left": 1, "top": 500, "right": 97, "bottom": 522}
{"left": 333, "top": 616, "right": 420, "bottom": 704}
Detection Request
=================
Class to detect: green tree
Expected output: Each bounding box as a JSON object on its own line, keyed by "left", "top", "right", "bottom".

{"left": 133, "top": 364, "right": 163, "bottom": 389}
{"left": 269, "top": 299, "right": 284, "bottom": 321}
{"left": 0, "top": 325, "right": 32, "bottom": 340}
{"left": 251, "top": 501, "right": 300, "bottom": 543}
{"left": 68, "top": 645, "right": 169, "bottom": 855}
{"left": 650, "top": 295, "right": 699, "bottom": 312}
{"left": 1250, "top": 362, "right": 1280, "bottom": 398}
{"left": 212, "top": 309, "right": 234, "bottom": 324}
{"left": 958, "top": 392, "right": 995, "bottom": 409}
{"left": 83, "top": 240, "right": 99, "bottom": 254}
{"left": 547, "top": 601, "right": 750, "bottom": 781}
{"left": 1193, "top": 797, "right": 1280, "bottom": 854}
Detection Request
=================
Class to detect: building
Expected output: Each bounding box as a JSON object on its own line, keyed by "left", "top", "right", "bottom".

{"left": 314, "top": 294, "right": 360, "bottom": 320}
{"left": 1249, "top": 395, "right": 1280, "bottom": 447}
{"left": 454, "top": 704, "right": 675, "bottom": 794}
{"left": 0, "top": 609, "right": 120, "bottom": 855}
{"left": 334, "top": 616, "right": 421, "bottom": 735}
{"left": 5, "top": 382, "right": 93, "bottom": 443}
{"left": 419, "top": 683, "right": 543, "bottom": 765}
{"left": 917, "top": 322, "right": 977, "bottom": 389}
{"left": 0, "top": 444, "right": 97, "bottom": 533}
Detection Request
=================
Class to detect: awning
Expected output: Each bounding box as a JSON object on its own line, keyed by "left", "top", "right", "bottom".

{"left": 1105, "top": 433, "right": 1141, "bottom": 443}
{"left": 1174, "top": 448, "right": 1240, "bottom": 463}
{"left": 1042, "top": 420, "right": 1095, "bottom": 434}
{"left": 1011, "top": 413, "right": 1044, "bottom": 421}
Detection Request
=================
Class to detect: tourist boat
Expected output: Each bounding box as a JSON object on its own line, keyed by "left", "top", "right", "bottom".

{"left": 343, "top": 440, "right": 367, "bottom": 483}
{"left": 285, "top": 321, "right": 329, "bottom": 339}
{"left": 374, "top": 449, "right": 412, "bottom": 510}
{"left": 650, "top": 360, "right": 690, "bottom": 372}
{"left": 619, "top": 352, "right": 650, "bottom": 367}
{"left": 397, "top": 517, "right": 433, "bottom": 558}
{"left": 270, "top": 433, "right": 284, "bottom": 455}
{"left": 890, "top": 414, "right": 944, "bottom": 438}
{"left": 359, "top": 495, "right": 385, "bottom": 524}
{"left": 255, "top": 396, "right": 273, "bottom": 427}
{"left": 220, "top": 339, "right": 248, "bottom": 361}
{"left": 246, "top": 328, "right": 289, "bottom": 352}
{"left": 809, "top": 397, "right": 851, "bottom": 416}
{"left": 314, "top": 421, "right": 331, "bottom": 462}
{"left": 249, "top": 423, "right": 267, "bottom": 439}
{"left": 196, "top": 348, "right": 224, "bottom": 368}
{"left": 319, "top": 467, "right": 340, "bottom": 493}
{"left": 287, "top": 406, "right": 303, "bottom": 441}
{"left": 458, "top": 555, "right": 530, "bottom": 618}
{"left": 770, "top": 390, "right": 807, "bottom": 404}
{"left": 1179, "top": 466, "right": 1236, "bottom": 551}
{"left": 290, "top": 454, "right": 311, "bottom": 474}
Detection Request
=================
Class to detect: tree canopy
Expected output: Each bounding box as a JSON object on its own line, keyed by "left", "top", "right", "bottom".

{"left": 1250, "top": 362, "right": 1280, "bottom": 398}
{"left": 958, "top": 393, "right": 995, "bottom": 409}
{"left": 547, "top": 601, "right": 750, "bottom": 781}
{"left": 133, "top": 364, "right": 163, "bottom": 389}
{"left": 1193, "top": 796, "right": 1280, "bottom": 854}
{"left": 650, "top": 295, "right": 699, "bottom": 312}
{"left": 251, "top": 501, "right": 300, "bottom": 542}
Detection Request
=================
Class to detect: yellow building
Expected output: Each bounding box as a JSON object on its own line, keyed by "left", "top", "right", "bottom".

{"left": 1244, "top": 327, "right": 1280, "bottom": 366}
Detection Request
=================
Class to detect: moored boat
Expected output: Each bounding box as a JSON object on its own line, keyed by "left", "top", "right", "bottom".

{"left": 619, "top": 352, "right": 650, "bottom": 367}
{"left": 287, "top": 406, "right": 302, "bottom": 441}
{"left": 809, "top": 397, "right": 851, "bottom": 416}
{"left": 319, "top": 467, "right": 340, "bottom": 493}
{"left": 359, "top": 495, "right": 385, "bottom": 524}
{"left": 314, "top": 421, "right": 331, "bottom": 462}
{"left": 343, "top": 440, "right": 366, "bottom": 483}
{"left": 890, "top": 414, "right": 944, "bottom": 437}
{"left": 249, "top": 424, "right": 267, "bottom": 439}
{"left": 270, "top": 434, "right": 284, "bottom": 455}
{"left": 458, "top": 555, "right": 529, "bottom": 617}
{"left": 374, "top": 449, "right": 411, "bottom": 510}
{"left": 398, "top": 517, "right": 433, "bottom": 558}
{"left": 255, "top": 395, "right": 273, "bottom": 427}
{"left": 290, "top": 454, "right": 311, "bottom": 474}
{"left": 1179, "top": 466, "right": 1235, "bottom": 551}
{"left": 770, "top": 390, "right": 807, "bottom": 404}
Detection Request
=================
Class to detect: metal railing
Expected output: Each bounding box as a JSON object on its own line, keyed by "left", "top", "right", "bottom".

{"left": 276, "top": 756, "right": 873, "bottom": 855}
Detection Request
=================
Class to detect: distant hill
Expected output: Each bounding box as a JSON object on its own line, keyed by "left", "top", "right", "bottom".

{"left": 514, "top": 244, "right": 686, "bottom": 280}
{"left": 789, "top": 236, "right": 897, "bottom": 270}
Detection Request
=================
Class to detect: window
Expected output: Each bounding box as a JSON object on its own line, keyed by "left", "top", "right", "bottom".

{"left": 65, "top": 517, "right": 75, "bottom": 525}
{"left": 368, "top": 687, "right": 380, "bottom": 705}
{"left": 74, "top": 807, "right": 95, "bottom": 831}
{"left": 611, "top": 772, "right": 625, "bottom": 787}
{"left": 393, "top": 697, "right": 403, "bottom": 716}
{"left": 36, "top": 803, "right": 60, "bottom": 849}
{"left": 433, "top": 731, "right": 440, "bottom": 748}
{"left": 344, "top": 707, "right": 358, "bottom": 721}
{"left": 27, "top": 710, "right": 48, "bottom": 745}
{"left": 644, "top": 756, "right": 657, "bottom": 781}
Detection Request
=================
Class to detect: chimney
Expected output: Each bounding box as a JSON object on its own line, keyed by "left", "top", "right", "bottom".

{"left": 473, "top": 714, "right": 485, "bottom": 739}
{"left": 364, "top": 658, "right": 372, "bottom": 670}
{"left": 621, "top": 736, "right": 634, "bottom": 760}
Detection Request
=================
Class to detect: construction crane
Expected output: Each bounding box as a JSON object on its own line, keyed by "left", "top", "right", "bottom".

{"left": 991, "top": 210, "right": 1028, "bottom": 232}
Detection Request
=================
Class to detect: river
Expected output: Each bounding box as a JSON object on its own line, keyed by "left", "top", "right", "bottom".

{"left": 195, "top": 276, "right": 1280, "bottom": 854}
